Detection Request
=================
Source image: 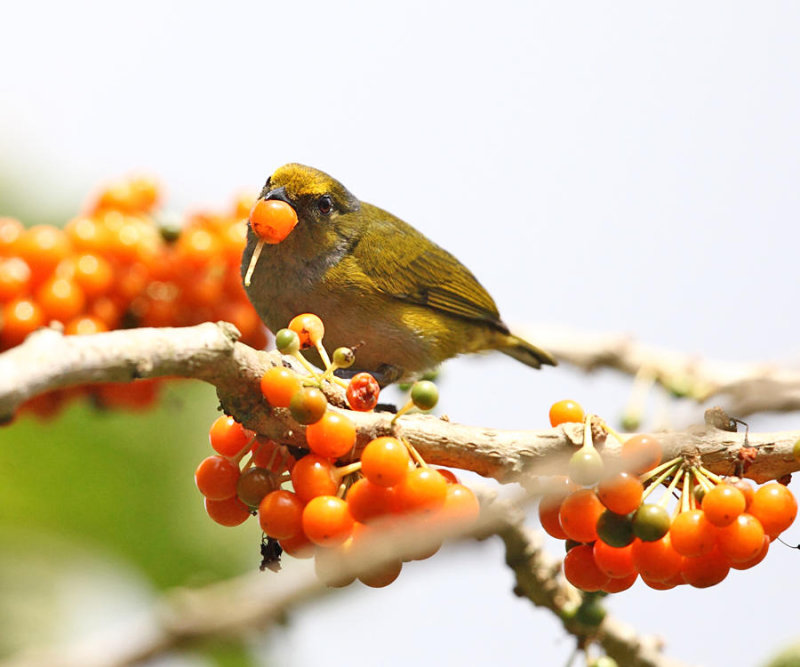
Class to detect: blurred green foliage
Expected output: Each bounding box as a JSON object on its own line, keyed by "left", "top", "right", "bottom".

{"left": 0, "top": 382, "right": 263, "bottom": 659}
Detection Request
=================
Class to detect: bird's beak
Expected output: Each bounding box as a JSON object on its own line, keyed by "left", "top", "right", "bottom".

{"left": 264, "top": 186, "right": 292, "bottom": 207}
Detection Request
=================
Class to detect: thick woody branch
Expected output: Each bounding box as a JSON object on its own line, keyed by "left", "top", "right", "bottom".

{"left": 526, "top": 325, "right": 800, "bottom": 417}
{"left": 1, "top": 324, "right": 798, "bottom": 484}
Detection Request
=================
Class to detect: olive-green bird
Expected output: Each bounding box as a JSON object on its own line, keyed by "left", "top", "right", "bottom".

{"left": 241, "top": 163, "right": 555, "bottom": 385}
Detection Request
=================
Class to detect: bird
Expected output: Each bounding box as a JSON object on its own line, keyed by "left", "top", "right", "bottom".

{"left": 241, "top": 163, "right": 555, "bottom": 385}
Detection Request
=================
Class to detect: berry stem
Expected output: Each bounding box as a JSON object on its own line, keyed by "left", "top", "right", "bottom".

{"left": 391, "top": 401, "right": 414, "bottom": 424}
{"left": 639, "top": 456, "right": 683, "bottom": 484}
{"left": 402, "top": 437, "right": 428, "bottom": 468}
{"left": 641, "top": 461, "right": 681, "bottom": 503}
{"left": 696, "top": 465, "right": 724, "bottom": 485}
{"left": 582, "top": 414, "right": 595, "bottom": 450}
{"left": 314, "top": 341, "right": 332, "bottom": 372}
{"left": 658, "top": 466, "right": 684, "bottom": 509}
{"left": 334, "top": 461, "right": 362, "bottom": 479}
{"left": 601, "top": 421, "right": 627, "bottom": 447}
{"left": 680, "top": 467, "right": 692, "bottom": 514}
{"left": 233, "top": 435, "right": 257, "bottom": 464}
{"left": 243, "top": 239, "right": 264, "bottom": 287}
{"left": 691, "top": 467, "right": 714, "bottom": 492}
{"left": 291, "top": 351, "right": 322, "bottom": 380}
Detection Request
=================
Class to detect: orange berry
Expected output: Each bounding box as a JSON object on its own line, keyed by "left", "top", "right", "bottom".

{"left": 302, "top": 495, "right": 354, "bottom": 547}
{"left": 36, "top": 277, "right": 86, "bottom": 323}
{"left": 249, "top": 199, "right": 298, "bottom": 244}
{"left": 538, "top": 494, "right": 569, "bottom": 540}
{"left": 681, "top": 546, "right": 730, "bottom": 588}
{"left": 0, "top": 217, "right": 23, "bottom": 255}
{"left": 346, "top": 478, "right": 396, "bottom": 523}
{"left": 176, "top": 227, "right": 221, "bottom": 268}
{"left": 258, "top": 490, "right": 305, "bottom": 540}
{"left": 558, "top": 489, "right": 604, "bottom": 543}
{"left": 563, "top": 544, "right": 610, "bottom": 592}
{"left": 1, "top": 298, "right": 45, "bottom": 347}
{"left": 394, "top": 468, "right": 448, "bottom": 514}
{"left": 361, "top": 437, "right": 410, "bottom": 487}
{"left": 717, "top": 513, "right": 765, "bottom": 563}
{"left": 260, "top": 366, "right": 302, "bottom": 408}
{"left": 204, "top": 496, "right": 251, "bottom": 527}
{"left": 749, "top": 482, "right": 797, "bottom": 538}
{"left": 601, "top": 571, "right": 638, "bottom": 593}
{"left": 359, "top": 559, "right": 403, "bottom": 588}
{"left": 597, "top": 471, "right": 644, "bottom": 515}
{"left": 194, "top": 455, "right": 240, "bottom": 500}
{"left": 730, "top": 535, "right": 770, "bottom": 570}
{"left": 65, "top": 216, "right": 111, "bottom": 252}
{"left": 72, "top": 253, "right": 114, "bottom": 297}
{"left": 208, "top": 415, "right": 254, "bottom": 458}
{"left": 305, "top": 411, "right": 356, "bottom": 458}
{"left": 631, "top": 534, "right": 683, "bottom": 582}
{"left": 439, "top": 484, "right": 480, "bottom": 526}
{"left": 548, "top": 399, "right": 585, "bottom": 427}
{"left": 291, "top": 454, "right": 338, "bottom": 502}
{"left": 0, "top": 257, "right": 31, "bottom": 301}
{"left": 702, "top": 483, "right": 746, "bottom": 527}
{"left": 670, "top": 509, "right": 715, "bottom": 557}
{"left": 593, "top": 541, "right": 635, "bottom": 579}
{"left": 252, "top": 437, "right": 295, "bottom": 474}
{"left": 15, "top": 225, "right": 71, "bottom": 280}
{"left": 64, "top": 315, "right": 108, "bottom": 335}
{"left": 279, "top": 531, "right": 315, "bottom": 559}
{"left": 288, "top": 312, "right": 325, "bottom": 349}
{"left": 621, "top": 434, "right": 662, "bottom": 473}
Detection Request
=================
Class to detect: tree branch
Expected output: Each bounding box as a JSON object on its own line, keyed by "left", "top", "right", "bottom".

{"left": 2, "top": 324, "right": 798, "bottom": 484}
{"left": 527, "top": 325, "right": 800, "bottom": 417}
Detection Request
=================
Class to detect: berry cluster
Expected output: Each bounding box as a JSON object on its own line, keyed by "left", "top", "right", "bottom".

{"left": 194, "top": 313, "right": 480, "bottom": 587}
{"left": 0, "top": 176, "right": 266, "bottom": 417}
{"left": 544, "top": 400, "right": 797, "bottom": 591}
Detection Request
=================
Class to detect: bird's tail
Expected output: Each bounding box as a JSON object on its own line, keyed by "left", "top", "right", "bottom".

{"left": 498, "top": 334, "right": 557, "bottom": 370}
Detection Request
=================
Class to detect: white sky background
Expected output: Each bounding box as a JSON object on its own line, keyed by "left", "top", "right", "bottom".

{"left": 2, "top": 2, "right": 800, "bottom": 665}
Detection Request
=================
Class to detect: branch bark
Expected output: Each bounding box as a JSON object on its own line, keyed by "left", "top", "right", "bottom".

{"left": 2, "top": 324, "right": 799, "bottom": 484}
{"left": 525, "top": 325, "right": 800, "bottom": 417}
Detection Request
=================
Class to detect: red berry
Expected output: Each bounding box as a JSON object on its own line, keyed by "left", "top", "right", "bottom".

{"left": 346, "top": 372, "right": 381, "bottom": 411}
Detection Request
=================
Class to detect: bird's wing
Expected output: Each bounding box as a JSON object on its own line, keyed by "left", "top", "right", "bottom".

{"left": 350, "top": 205, "right": 506, "bottom": 328}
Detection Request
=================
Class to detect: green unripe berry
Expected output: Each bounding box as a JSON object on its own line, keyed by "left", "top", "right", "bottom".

{"left": 596, "top": 510, "right": 635, "bottom": 547}
{"left": 275, "top": 328, "right": 300, "bottom": 355}
{"left": 411, "top": 380, "right": 438, "bottom": 411}
{"left": 568, "top": 447, "right": 605, "bottom": 486}
{"left": 632, "top": 503, "right": 671, "bottom": 542}
{"left": 289, "top": 387, "right": 328, "bottom": 425}
{"left": 575, "top": 598, "right": 607, "bottom": 627}
{"left": 332, "top": 347, "right": 355, "bottom": 369}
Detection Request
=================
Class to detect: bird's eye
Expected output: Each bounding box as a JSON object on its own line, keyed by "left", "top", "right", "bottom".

{"left": 317, "top": 195, "right": 333, "bottom": 215}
